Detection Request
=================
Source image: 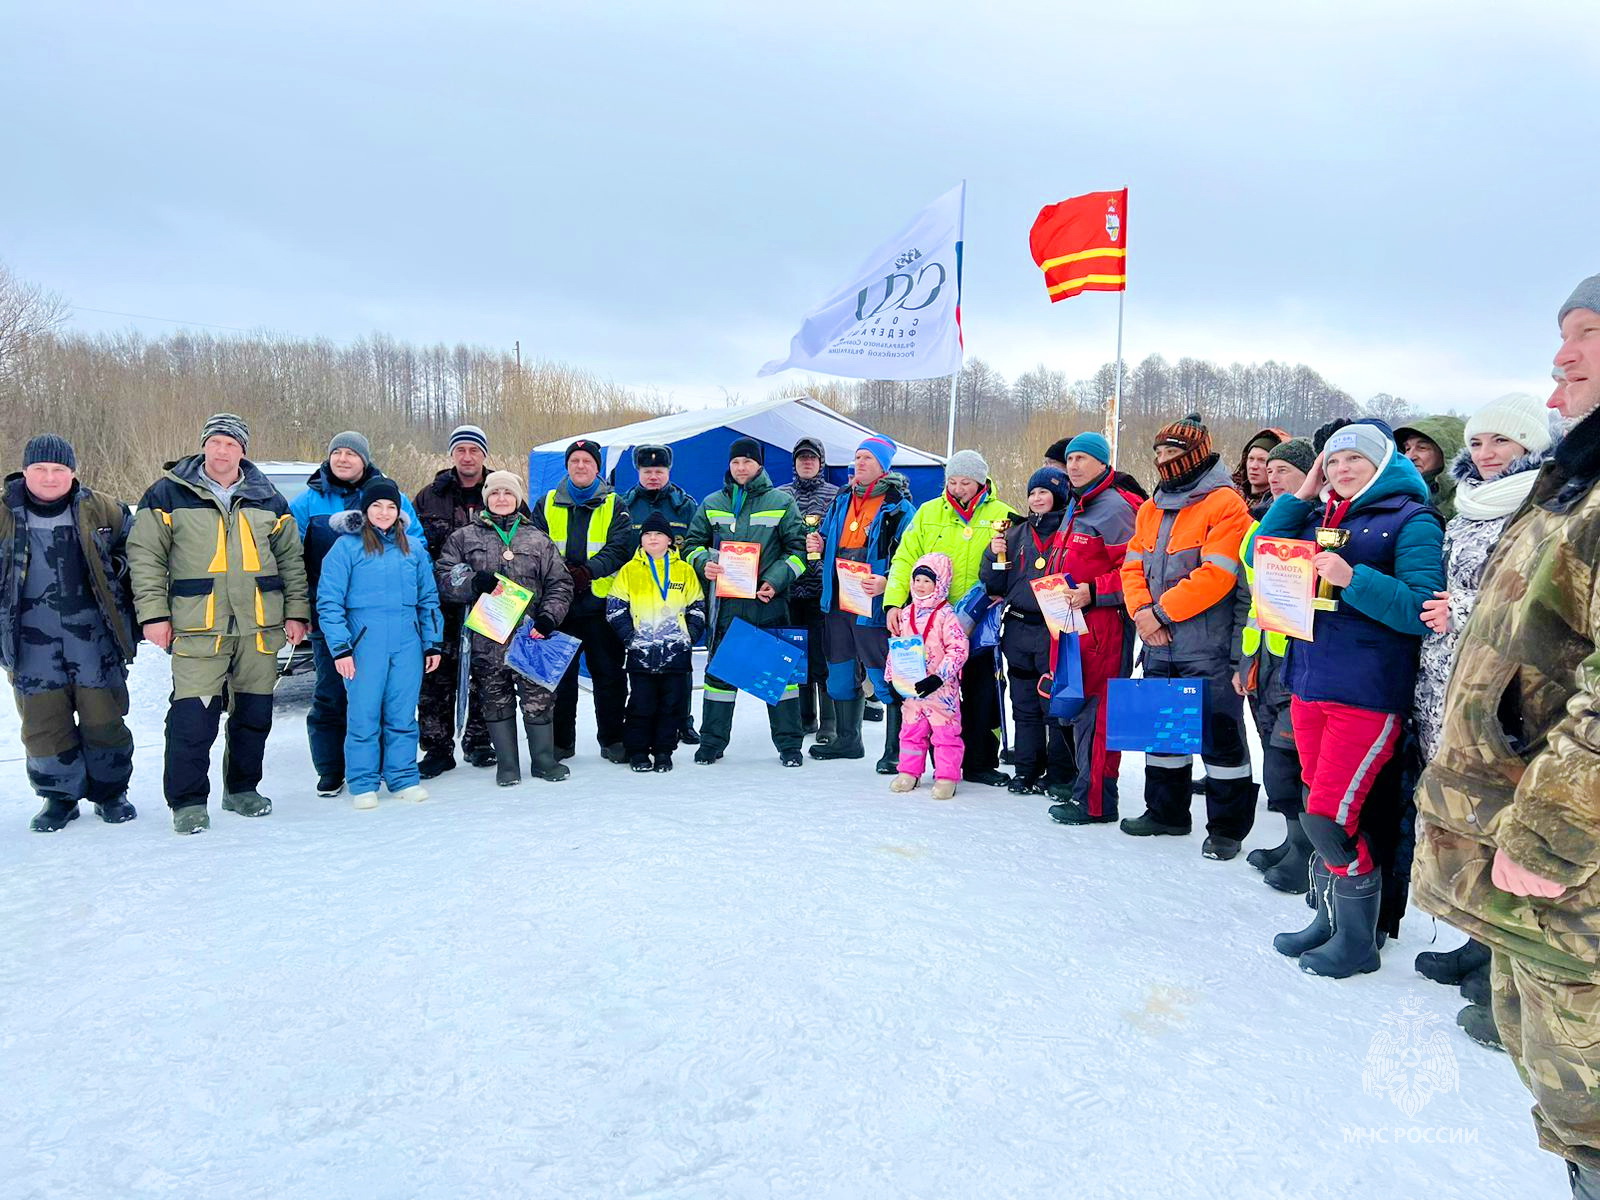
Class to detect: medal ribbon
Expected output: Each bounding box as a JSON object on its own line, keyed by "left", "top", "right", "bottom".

{"left": 491, "top": 515, "right": 523, "bottom": 557}
{"left": 1029, "top": 524, "right": 1067, "bottom": 574}
{"left": 647, "top": 551, "right": 672, "bottom": 602}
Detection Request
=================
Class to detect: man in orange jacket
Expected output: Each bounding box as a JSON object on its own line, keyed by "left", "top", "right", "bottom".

{"left": 1120, "top": 413, "right": 1256, "bottom": 860}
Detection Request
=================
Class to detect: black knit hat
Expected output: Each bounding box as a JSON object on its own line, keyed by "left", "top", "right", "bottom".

{"left": 1043, "top": 437, "right": 1072, "bottom": 464}
{"left": 23, "top": 433, "right": 76, "bottom": 471}
{"left": 640, "top": 511, "right": 673, "bottom": 538}
{"left": 360, "top": 477, "right": 403, "bottom": 512}
{"left": 633, "top": 444, "right": 672, "bottom": 470}
{"left": 729, "top": 436, "right": 764, "bottom": 464}
{"left": 566, "top": 439, "right": 603, "bottom": 469}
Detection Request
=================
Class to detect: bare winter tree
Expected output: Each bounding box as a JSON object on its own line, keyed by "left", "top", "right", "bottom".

{"left": 0, "top": 259, "right": 66, "bottom": 381}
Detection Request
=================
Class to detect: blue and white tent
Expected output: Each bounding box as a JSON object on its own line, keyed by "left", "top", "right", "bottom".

{"left": 527, "top": 395, "right": 946, "bottom": 504}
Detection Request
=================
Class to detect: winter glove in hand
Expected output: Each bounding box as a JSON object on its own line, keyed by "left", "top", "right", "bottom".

{"left": 914, "top": 674, "right": 943, "bottom": 698}
{"left": 471, "top": 570, "right": 499, "bottom": 596}
{"left": 533, "top": 613, "right": 559, "bottom": 637}
{"left": 568, "top": 562, "right": 594, "bottom": 594}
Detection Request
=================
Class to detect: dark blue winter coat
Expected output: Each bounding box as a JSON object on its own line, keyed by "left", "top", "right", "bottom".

{"left": 817, "top": 477, "right": 915, "bottom": 627}
{"left": 1246, "top": 436, "right": 1444, "bottom": 714}
{"left": 289, "top": 462, "right": 420, "bottom": 612}
{"left": 619, "top": 483, "right": 699, "bottom": 553}
{"left": 315, "top": 512, "right": 444, "bottom": 660}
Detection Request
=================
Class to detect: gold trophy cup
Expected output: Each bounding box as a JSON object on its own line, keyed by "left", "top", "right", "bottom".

{"left": 988, "top": 517, "right": 1012, "bottom": 570}
{"left": 804, "top": 513, "right": 822, "bottom": 561}
{"left": 1313, "top": 526, "right": 1350, "bottom": 610}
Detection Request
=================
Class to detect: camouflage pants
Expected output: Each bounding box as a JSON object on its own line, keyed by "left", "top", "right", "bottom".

{"left": 12, "top": 682, "right": 134, "bottom": 805}
{"left": 1494, "top": 949, "right": 1600, "bottom": 1171}
{"left": 475, "top": 663, "right": 555, "bottom": 729}
{"left": 417, "top": 629, "right": 489, "bottom": 757}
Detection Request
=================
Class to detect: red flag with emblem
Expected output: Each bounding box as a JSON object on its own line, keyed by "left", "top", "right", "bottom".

{"left": 1029, "top": 189, "right": 1127, "bottom": 302}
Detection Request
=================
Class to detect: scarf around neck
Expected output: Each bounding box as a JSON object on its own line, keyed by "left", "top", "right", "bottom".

{"left": 1452, "top": 447, "right": 1549, "bottom": 521}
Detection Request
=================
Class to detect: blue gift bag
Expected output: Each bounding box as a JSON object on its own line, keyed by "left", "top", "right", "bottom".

{"left": 505, "top": 623, "right": 583, "bottom": 690}
{"left": 1045, "top": 633, "right": 1087, "bottom": 722}
{"left": 707, "top": 618, "right": 804, "bottom": 705}
{"left": 1106, "top": 677, "right": 1205, "bottom": 754}
{"left": 773, "top": 626, "right": 809, "bottom": 686}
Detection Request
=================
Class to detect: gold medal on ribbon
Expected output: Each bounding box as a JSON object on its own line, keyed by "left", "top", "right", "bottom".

{"left": 962, "top": 527, "right": 973, "bottom": 540}
{"left": 849, "top": 521, "right": 859, "bottom": 532}
{"left": 503, "top": 549, "right": 515, "bottom": 562}
{"left": 1034, "top": 556, "right": 1046, "bottom": 569}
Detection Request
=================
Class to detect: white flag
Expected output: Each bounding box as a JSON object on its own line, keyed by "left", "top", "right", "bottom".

{"left": 758, "top": 183, "right": 964, "bottom": 381}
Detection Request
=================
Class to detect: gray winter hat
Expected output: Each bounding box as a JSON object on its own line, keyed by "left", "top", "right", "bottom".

{"left": 1266, "top": 438, "right": 1315, "bottom": 475}
{"left": 945, "top": 448, "right": 989, "bottom": 483}
{"left": 1323, "top": 422, "right": 1393, "bottom": 469}
{"left": 200, "top": 412, "right": 249, "bottom": 450}
{"left": 22, "top": 433, "right": 76, "bottom": 471}
{"left": 1560, "top": 274, "right": 1600, "bottom": 326}
{"left": 328, "top": 430, "right": 372, "bottom": 466}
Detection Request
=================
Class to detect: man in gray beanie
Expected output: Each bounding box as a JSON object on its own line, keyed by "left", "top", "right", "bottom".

{"left": 2, "top": 435, "right": 141, "bottom": 832}
{"left": 289, "top": 430, "right": 419, "bottom": 795}
{"left": 1414, "top": 274, "right": 1600, "bottom": 1195}
{"left": 883, "top": 448, "right": 1019, "bottom": 786}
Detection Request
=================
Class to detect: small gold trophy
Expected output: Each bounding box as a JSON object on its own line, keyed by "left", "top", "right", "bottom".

{"left": 1313, "top": 526, "right": 1350, "bottom": 610}
{"left": 804, "top": 513, "right": 822, "bottom": 561}
{"left": 989, "top": 517, "right": 1012, "bottom": 570}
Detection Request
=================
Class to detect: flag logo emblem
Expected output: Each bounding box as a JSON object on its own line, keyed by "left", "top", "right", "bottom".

{"left": 1106, "top": 205, "right": 1121, "bottom": 242}
{"left": 895, "top": 248, "right": 923, "bottom": 270}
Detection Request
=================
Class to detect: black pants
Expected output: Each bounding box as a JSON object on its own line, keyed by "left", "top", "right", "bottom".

{"left": 624, "top": 672, "right": 691, "bottom": 757}
{"left": 1002, "top": 625, "right": 1070, "bottom": 786}
{"left": 788, "top": 594, "right": 829, "bottom": 686}
{"left": 555, "top": 608, "right": 627, "bottom": 749}
{"left": 1140, "top": 657, "right": 1254, "bottom": 839}
{"left": 418, "top": 614, "right": 489, "bottom": 759}
{"left": 165, "top": 691, "right": 273, "bottom": 810}
{"left": 959, "top": 646, "right": 1002, "bottom": 774}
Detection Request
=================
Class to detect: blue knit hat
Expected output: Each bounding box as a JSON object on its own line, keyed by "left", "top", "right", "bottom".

{"left": 1026, "top": 467, "right": 1071, "bottom": 511}
{"left": 1065, "top": 432, "right": 1112, "bottom": 466}
{"left": 858, "top": 434, "right": 897, "bottom": 473}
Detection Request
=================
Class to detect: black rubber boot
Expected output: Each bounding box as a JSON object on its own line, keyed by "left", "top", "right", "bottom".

{"left": 810, "top": 697, "right": 865, "bottom": 759}
{"left": 695, "top": 699, "right": 734, "bottom": 764}
{"left": 815, "top": 694, "right": 837, "bottom": 745}
{"left": 30, "top": 797, "right": 80, "bottom": 833}
{"left": 487, "top": 718, "right": 521, "bottom": 787}
{"left": 1299, "top": 869, "right": 1382, "bottom": 978}
{"left": 1274, "top": 855, "right": 1334, "bottom": 958}
{"left": 874, "top": 702, "right": 903, "bottom": 775}
{"left": 1415, "top": 937, "right": 1492, "bottom": 986}
{"left": 527, "top": 721, "right": 570, "bottom": 782}
{"left": 1262, "top": 818, "right": 1313, "bottom": 894}
{"left": 1247, "top": 815, "right": 1294, "bottom": 872}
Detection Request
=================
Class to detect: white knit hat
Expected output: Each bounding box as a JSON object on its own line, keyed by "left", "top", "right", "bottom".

{"left": 1464, "top": 392, "right": 1552, "bottom": 455}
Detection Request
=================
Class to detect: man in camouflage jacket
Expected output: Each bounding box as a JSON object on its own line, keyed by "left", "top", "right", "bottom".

{"left": 127, "top": 414, "right": 309, "bottom": 833}
{"left": 1414, "top": 276, "right": 1600, "bottom": 1191}
{"left": 1, "top": 435, "right": 139, "bottom": 832}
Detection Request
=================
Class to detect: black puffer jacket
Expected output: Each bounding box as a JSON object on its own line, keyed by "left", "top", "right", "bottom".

{"left": 778, "top": 473, "right": 840, "bottom": 601}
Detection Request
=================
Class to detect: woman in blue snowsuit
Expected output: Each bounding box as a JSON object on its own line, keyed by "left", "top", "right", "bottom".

{"left": 316, "top": 479, "right": 444, "bottom": 808}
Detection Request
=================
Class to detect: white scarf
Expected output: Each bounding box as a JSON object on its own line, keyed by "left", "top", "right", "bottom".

{"left": 1452, "top": 450, "right": 1546, "bottom": 521}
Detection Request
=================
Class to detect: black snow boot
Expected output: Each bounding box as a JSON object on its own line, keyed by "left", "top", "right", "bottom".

{"left": 810, "top": 697, "right": 864, "bottom": 759}
{"left": 94, "top": 794, "right": 137, "bottom": 824}
{"left": 1247, "top": 815, "right": 1294, "bottom": 872}
{"left": 1460, "top": 964, "right": 1491, "bottom": 1007}
{"left": 418, "top": 750, "right": 456, "bottom": 780}
{"left": 1262, "top": 818, "right": 1313, "bottom": 895}
{"left": 29, "top": 797, "right": 80, "bottom": 833}
{"left": 1299, "top": 870, "right": 1382, "bottom": 978}
{"left": 1274, "top": 855, "right": 1334, "bottom": 958}
{"left": 487, "top": 718, "right": 521, "bottom": 786}
{"left": 1415, "top": 937, "right": 1491, "bottom": 987}
{"left": 1456, "top": 1003, "right": 1503, "bottom": 1051}
{"left": 864, "top": 697, "right": 884, "bottom": 722}
{"left": 464, "top": 744, "right": 498, "bottom": 768}
{"left": 527, "top": 722, "right": 569, "bottom": 782}
{"left": 874, "top": 702, "right": 903, "bottom": 774}
{"left": 678, "top": 716, "right": 700, "bottom": 746}
{"left": 815, "top": 694, "right": 837, "bottom": 745}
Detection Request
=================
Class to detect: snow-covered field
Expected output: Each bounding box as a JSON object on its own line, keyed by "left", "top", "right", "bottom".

{"left": 2, "top": 653, "right": 1566, "bottom": 1199}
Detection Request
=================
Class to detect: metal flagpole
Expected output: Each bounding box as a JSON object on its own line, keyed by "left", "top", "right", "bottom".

{"left": 945, "top": 179, "right": 967, "bottom": 460}
{"left": 1108, "top": 288, "right": 1125, "bottom": 464}
{"left": 945, "top": 371, "right": 959, "bottom": 458}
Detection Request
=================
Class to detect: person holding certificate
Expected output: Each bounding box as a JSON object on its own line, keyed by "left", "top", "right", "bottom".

{"left": 436, "top": 472, "right": 575, "bottom": 787}
{"left": 808, "top": 435, "right": 915, "bottom": 770}
{"left": 1246, "top": 420, "right": 1443, "bottom": 978}
{"left": 683, "top": 438, "right": 809, "bottom": 766}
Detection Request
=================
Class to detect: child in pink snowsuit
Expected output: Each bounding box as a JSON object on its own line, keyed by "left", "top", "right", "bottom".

{"left": 885, "top": 552, "right": 968, "bottom": 799}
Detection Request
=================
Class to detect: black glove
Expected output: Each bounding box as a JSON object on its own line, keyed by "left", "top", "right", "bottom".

{"left": 471, "top": 570, "right": 499, "bottom": 596}
{"left": 568, "top": 562, "right": 594, "bottom": 594}
{"left": 914, "top": 674, "right": 943, "bottom": 698}
{"left": 533, "top": 613, "right": 559, "bottom": 638}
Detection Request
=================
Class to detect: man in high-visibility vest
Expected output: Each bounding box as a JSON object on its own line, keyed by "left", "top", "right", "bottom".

{"left": 1231, "top": 437, "right": 1314, "bottom": 892}
{"left": 531, "top": 439, "right": 634, "bottom": 763}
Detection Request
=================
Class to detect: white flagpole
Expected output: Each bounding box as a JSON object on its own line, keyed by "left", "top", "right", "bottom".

{"left": 944, "top": 180, "right": 967, "bottom": 460}
{"left": 1108, "top": 287, "right": 1125, "bottom": 464}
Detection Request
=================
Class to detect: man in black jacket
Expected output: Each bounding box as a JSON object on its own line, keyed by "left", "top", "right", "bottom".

{"left": 531, "top": 439, "right": 635, "bottom": 762}
{"left": 412, "top": 424, "right": 495, "bottom": 778}
{"left": 778, "top": 437, "right": 839, "bottom": 741}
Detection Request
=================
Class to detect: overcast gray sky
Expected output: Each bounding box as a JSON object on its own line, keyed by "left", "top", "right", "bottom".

{"left": 3, "top": 0, "right": 1595, "bottom": 413}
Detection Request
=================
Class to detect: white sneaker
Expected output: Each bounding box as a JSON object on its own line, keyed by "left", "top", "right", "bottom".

{"left": 393, "top": 785, "right": 428, "bottom": 803}
{"left": 889, "top": 773, "right": 918, "bottom": 793}
{"left": 351, "top": 792, "right": 380, "bottom": 810}
{"left": 931, "top": 779, "right": 957, "bottom": 800}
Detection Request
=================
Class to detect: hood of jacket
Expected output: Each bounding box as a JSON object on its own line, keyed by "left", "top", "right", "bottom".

{"left": 1152, "top": 459, "right": 1235, "bottom": 511}
{"left": 909, "top": 551, "right": 953, "bottom": 607}
{"left": 1393, "top": 415, "right": 1466, "bottom": 477}
{"left": 1231, "top": 427, "right": 1290, "bottom": 495}
{"left": 1324, "top": 428, "right": 1432, "bottom": 513}
{"left": 164, "top": 454, "right": 282, "bottom": 505}
{"left": 1449, "top": 444, "right": 1551, "bottom": 489}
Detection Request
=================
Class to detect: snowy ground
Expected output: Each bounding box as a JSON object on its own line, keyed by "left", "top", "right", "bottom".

{"left": 1, "top": 653, "right": 1568, "bottom": 1199}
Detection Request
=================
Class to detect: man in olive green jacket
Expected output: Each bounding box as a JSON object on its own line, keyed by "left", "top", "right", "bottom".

{"left": 128, "top": 413, "right": 309, "bottom": 834}
{"left": 1414, "top": 277, "right": 1600, "bottom": 1191}
{"left": 1392, "top": 413, "right": 1465, "bottom": 521}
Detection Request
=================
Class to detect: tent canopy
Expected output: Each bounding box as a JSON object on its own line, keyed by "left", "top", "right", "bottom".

{"left": 527, "top": 395, "right": 946, "bottom": 504}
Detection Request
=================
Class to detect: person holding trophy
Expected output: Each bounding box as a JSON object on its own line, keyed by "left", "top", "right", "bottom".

{"left": 1246, "top": 418, "right": 1443, "bottom": 978}
{"left": 777, "top": 437, "right": 839, "bottom": 743}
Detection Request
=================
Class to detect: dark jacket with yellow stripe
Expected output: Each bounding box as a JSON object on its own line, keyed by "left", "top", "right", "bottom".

{"left": 683, "top": 469, "right": 808, "bottom": 631}
{"left": 127, "top": 455, "right": 311, "bottom": 641}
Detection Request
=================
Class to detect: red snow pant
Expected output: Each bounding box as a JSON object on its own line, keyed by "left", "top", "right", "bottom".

{"left": 1290, "top": 697, "right": 1401, "bottom": 878}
